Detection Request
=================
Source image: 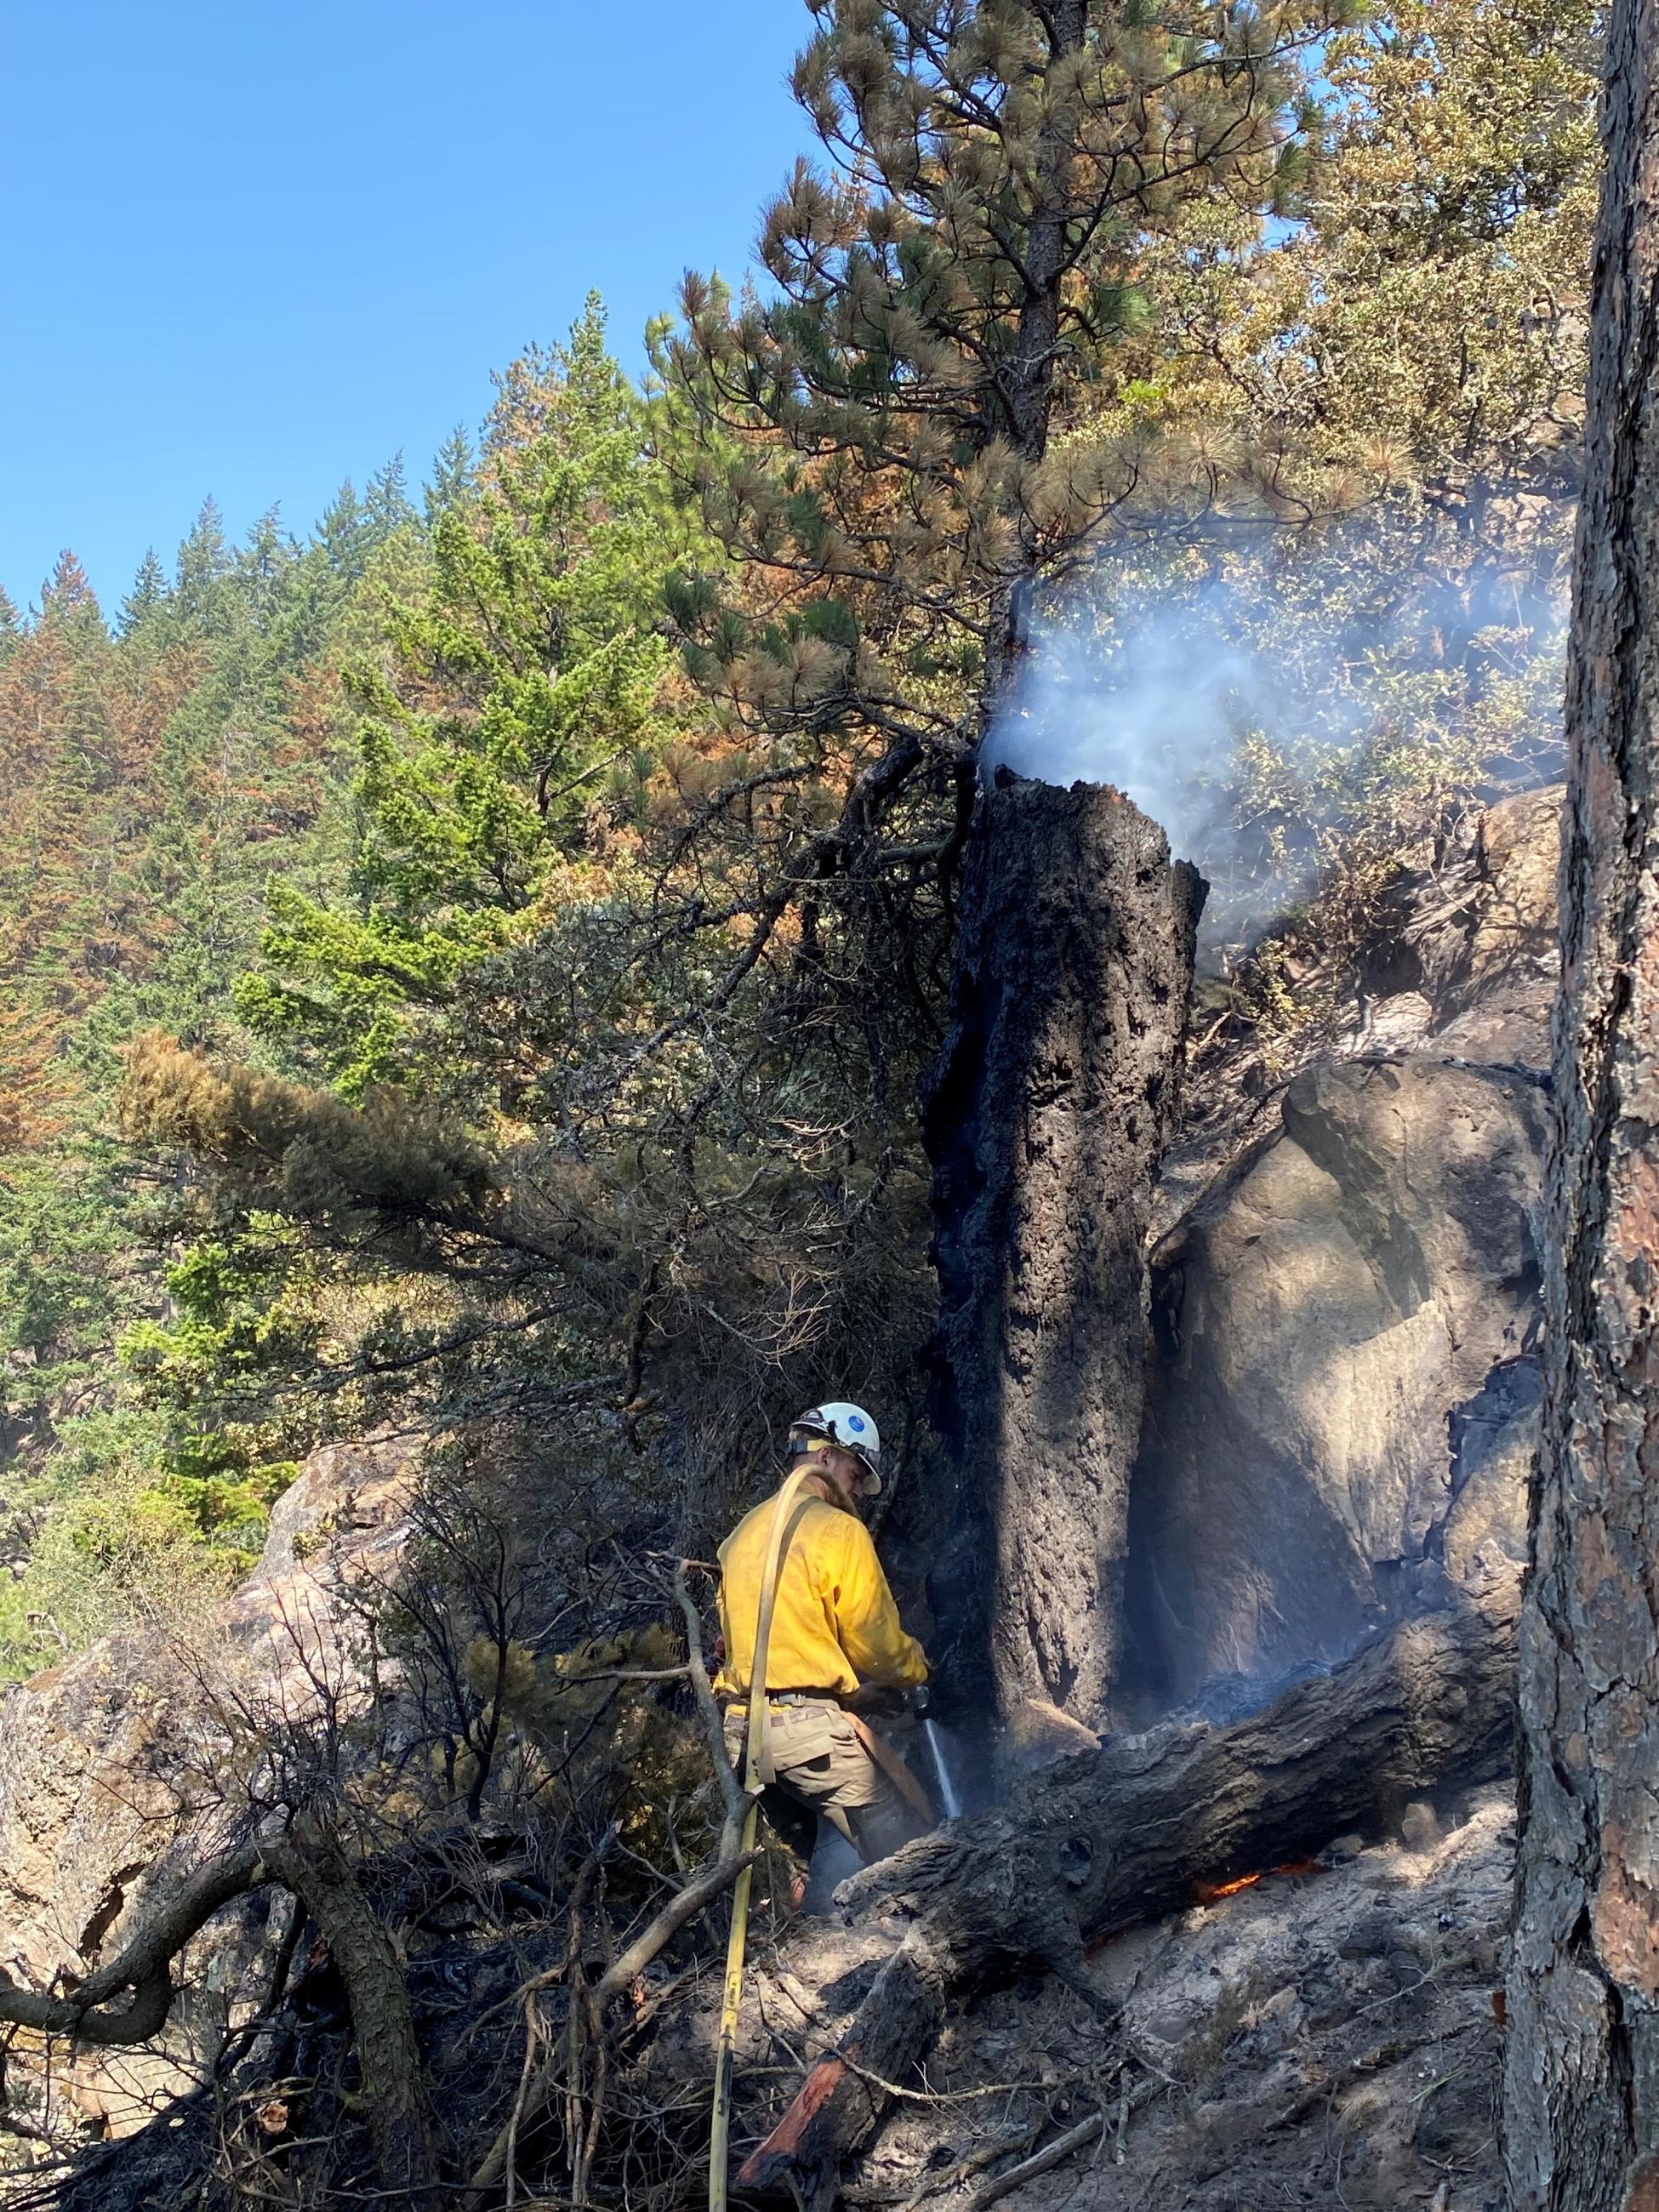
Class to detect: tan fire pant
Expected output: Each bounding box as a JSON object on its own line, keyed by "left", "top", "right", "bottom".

{"left": 723, "top": 1699, "right": 926, "bottom": 1873}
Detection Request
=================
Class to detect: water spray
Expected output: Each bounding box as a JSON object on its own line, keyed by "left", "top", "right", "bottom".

{"left": 922, "top": 1719, "right": 962, "bottom": 1820}
{"left": 913, "top": 1688, "right": 962, "bottom": 1821}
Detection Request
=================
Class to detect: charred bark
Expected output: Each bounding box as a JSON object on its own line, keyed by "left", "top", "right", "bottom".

{"left": 742, "top": 1581, "right": 1519, "bottom": 2209}
{"left": 281, "top": 1834, "right": 439, "bottom": 2209}
{"left": 1503, "top": 4, "right": 1659, "bottom": 2206}
{"left": 921, "top": 774, "right": 1203, "bottom": 1738}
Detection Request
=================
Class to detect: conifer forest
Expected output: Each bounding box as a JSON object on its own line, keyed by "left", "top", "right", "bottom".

{"left": 3, "top": 6, "right": 1657, "bottom": 2212}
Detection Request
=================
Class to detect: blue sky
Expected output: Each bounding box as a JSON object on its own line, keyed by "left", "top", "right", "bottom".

{"left": 0, "top": 2, "right": 812, "bottom": 613}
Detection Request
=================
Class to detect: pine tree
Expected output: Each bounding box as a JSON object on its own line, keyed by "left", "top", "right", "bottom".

{"left": 118, "top": 549, "right": 168, "bottom": 638}
{"left": 426, "top": 425, "right": 476, "bottom": 524}
{"left": 649, "top": 0, "right": 1363, "bottom": 1728}
{"left": 663, "top": 0, "right": 1345, "bottom": 781}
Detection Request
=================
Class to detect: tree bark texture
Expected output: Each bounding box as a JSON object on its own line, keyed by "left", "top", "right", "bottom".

{"left": 280, "top": 1835, "right": 440, "bottom": 2209}
{"left": 743, "top": 1579, "right": 1519, "bottom": 2207}
{"left": 921, "top": 775, "right": 1203, "bottom": 1736}
{"left": 1505, "top": 7, "right": 1659, "bottom": 2208}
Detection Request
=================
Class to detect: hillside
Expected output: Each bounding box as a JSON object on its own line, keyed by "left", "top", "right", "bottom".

{"left": 0, "top": 782, "right": 1559, "bottom": 2211}
{"left": 0, "top": 4, "right": 1633, "bottom": 2210}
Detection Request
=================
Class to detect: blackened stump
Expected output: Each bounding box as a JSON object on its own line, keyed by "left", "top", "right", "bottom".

{"left": 921, "top": 773, "right": 1204, "bottom": 1739}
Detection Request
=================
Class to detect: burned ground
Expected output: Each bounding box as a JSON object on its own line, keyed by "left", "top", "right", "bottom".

{"left": 731, "top": 1790, "right": 1513, "bottom": 2212}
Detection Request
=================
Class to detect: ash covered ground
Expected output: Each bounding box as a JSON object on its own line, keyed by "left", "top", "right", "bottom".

{"left": 728, "top": 1788, "right": 1512, "bottom": 2212}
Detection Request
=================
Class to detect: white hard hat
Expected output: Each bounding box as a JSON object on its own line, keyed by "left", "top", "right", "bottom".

{"left": 790, "top": 1401, "right": 882, "bottom": 1493}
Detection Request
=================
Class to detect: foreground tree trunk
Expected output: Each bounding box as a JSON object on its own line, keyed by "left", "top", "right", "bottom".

{"left": 921, "top": 776, "right": 1203, "bottom": 1738}
{"left": 744, "top": 1579, "right": 1519, "bottom": 2208}
{"left": 1504, "top": 7, "right": 1659, "bottom": 2207}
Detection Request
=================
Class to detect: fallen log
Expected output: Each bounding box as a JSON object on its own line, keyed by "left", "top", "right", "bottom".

{"left": 738, "top": 1580, "right": 1519, "bottom": 2208}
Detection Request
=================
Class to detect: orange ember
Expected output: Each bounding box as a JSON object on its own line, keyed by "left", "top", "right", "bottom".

{"left": 1194, "top": 1872, "right": 1264, "bottom": 1902}
{"left": 1193, "top": 1856, "right": 1325, "bottom": 1905}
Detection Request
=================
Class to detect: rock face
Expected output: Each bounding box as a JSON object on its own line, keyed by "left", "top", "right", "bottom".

{"left": 0, "top": 1434, "right": 418, "bottom": 2132}
{"left": 1120, "top": 789, "right": 1560, "bottom": 1721}
{"left": 1123, "top": 1058, "right": 1545, "bottom": 1714}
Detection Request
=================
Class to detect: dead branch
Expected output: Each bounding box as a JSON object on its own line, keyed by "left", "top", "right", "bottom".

{"left": 0, "top": 1843, "right": 268, "bottom": 2046}
{"left": 592, "top": 1847, "right": 764, "bottom": 2009}
{"left": 464, "top": 1835, "right": 760, "bottom": 2206}
{"left": 0, "top": 1828, "right": 438, "bottom": 2208}
{"left": 673, "top": 1557, "right": 747, "bottom": 1832}
{"left": 964, "top": 2078, "right": 1161, "bottom": 2211}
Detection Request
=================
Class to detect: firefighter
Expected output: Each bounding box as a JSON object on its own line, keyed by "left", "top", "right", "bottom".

{"left": 715, "top": 1402, "right": 932, "bottom": 1885}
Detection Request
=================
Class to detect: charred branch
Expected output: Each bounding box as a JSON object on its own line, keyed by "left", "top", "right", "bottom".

{"left": 0, "top": 1829, "right": 439, "bottom": 2209}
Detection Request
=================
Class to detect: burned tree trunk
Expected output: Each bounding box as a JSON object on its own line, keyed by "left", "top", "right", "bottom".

{"left": 921, "top": 774, "right": 1203, "bottom": 1739}
{"left": 743, "top": 1578, "right": 1519, "bottom": 2207}
{"left": 1504, "top": 6, "right": 1659, "bottom": 2207}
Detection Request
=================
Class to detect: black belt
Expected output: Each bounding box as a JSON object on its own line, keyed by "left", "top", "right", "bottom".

{"left": 724, "top": 1690, "right": 843, "bottom": 1710}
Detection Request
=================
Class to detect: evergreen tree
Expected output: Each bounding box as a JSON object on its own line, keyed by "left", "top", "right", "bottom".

{"left": 234, "top": 507, "right": 298, "bottom": 622}
{"left": 316, "top": 479, "right": 373, "bottom": 585}
{"left": 173, "top": 499, "right": 238, "bottom": 636}
{"left": 1504, "top": 3, "right": 1659, "bottom": 2196}
{"left": 365, "top": 453, "right": 416, "bottom": 539}
{"left": 237, "top": 303, "right": 676, "bottom": 1105}
{"left": 0, "top": 457, "right": 400, "bottom": 1665}
{"left": 118, "top": 548, "right": 168, "bottom": 638}
{"left": 663, "top": 1, "right": 1344, "bottom": 768}
{"left": 84, "top": 1, "right": 1605, "bottom": 1688}
{"left": 630, "top": 0, "right": 1355, "bottom": 1134}
{"left": 426, "top": 424, "right": 476, "bottom": 523}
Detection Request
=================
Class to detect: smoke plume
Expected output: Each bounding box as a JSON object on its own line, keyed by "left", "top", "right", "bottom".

{"left": 983, "top": 544, "right": 1568, "bottom": 949}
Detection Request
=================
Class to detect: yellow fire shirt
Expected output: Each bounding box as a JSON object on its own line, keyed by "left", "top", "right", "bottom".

{"left": 714, "top": 1484, "right": 929, "bottom": 1701}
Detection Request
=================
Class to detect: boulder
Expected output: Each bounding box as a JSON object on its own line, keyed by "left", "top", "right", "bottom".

{"left": 1121, "top": 1055, "right": 1547, "bottom": 1717}
{"left": 1120, "top": 784, "right": 1562, "bottom": 1722}
{"left": 0, "top": 1434, "right": 419, "bottom": 2133}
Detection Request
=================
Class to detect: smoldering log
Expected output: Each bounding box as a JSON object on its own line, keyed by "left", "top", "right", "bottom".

{"left": 921, "top": 773, "right": 1205, "bottom": 1739}
{"left": 738, "top": 1580, "right": 1519, "bottom": 2207}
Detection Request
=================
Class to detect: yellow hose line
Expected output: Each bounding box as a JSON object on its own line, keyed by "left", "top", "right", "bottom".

{"left": 709, "top": 1468, "right": 813, "bottom": 2212}
{"left": 708, "top": 1799, "right": 759, "bottom": 2212}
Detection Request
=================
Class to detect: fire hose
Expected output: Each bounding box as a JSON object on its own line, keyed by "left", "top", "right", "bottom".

{"left": 706, "top": 1473, "right": 933, "bottom": 2212}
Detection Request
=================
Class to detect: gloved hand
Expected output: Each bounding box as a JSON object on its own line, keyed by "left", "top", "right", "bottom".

{"left": 847, "top": 1679, "right": 909, "bottom": 1718}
